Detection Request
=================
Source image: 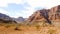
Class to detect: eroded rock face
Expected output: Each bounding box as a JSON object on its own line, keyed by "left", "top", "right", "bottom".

{"left": 28, "top": 5, "right": 60, "bottom": 24}
{"left": 49, "top": 5, "right": 60, "bottom": 21}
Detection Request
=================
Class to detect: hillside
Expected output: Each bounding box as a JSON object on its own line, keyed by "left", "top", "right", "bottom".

{"left": 0, "top": 5, "right": 60, "bottom": 34}
{"left": 0, "top": 13, "right": 26, "bottom": 23}
{"left": 0, "top": 13, "right": 17, "bottom": 23}
{"left": 28, "top": 5, "right": 60, "bottom": 24}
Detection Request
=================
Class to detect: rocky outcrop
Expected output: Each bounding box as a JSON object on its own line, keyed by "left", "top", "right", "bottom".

{"left": 28, "top": 5, "right": 60, "bottom": 24}
{"left": 49, "top": 5, "right": 60, "bottom": 21}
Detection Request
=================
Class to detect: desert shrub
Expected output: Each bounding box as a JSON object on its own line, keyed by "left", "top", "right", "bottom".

{"left": 0, "top": 23, "right": 16, "bottom": 28}
{"left": 14, "top": 27, "right": 22, "bottom": 31}
{"left": 4, "top": 24, "right": 14, "bottom": 28}
{"left": 35, "top": 25, "right": 40, "bottom": 30}
{"left": 29, "top": 22, "right": 40, "bottom": 30}
{"left": 42, "top": 22, "right": 50, "bottom": 27}
{"left": 48, "top": 29, "right": 56, "bottom": 34}
{"left": 5, "top": 25, "right": 11, "bottom": 28}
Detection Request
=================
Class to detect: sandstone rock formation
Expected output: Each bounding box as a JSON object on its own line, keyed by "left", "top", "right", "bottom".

{"left": 28, "top": 5, "right": 60, "bottom": 24}
{"left": 49, "top": 5, "right": 60, "bottom": 21}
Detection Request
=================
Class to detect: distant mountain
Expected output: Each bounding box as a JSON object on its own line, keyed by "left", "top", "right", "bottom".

{"left": 12, "top": 17, "right": 26, "bottom": 23}
{"left": 0, "top": 13, "right": 26, "bottom": 23}
{"left": 0, "top": 13, "right": 12, "bottom": 20}
{"left": 0, "top": 13, "right": 17, "bottom": 23}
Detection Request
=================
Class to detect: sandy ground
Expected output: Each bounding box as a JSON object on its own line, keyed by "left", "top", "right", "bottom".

{"left": 0, "top": 22, "right": 60, "bottom": 34}
{"left": 0, "top": 26, "right": 60, "bottom": 34}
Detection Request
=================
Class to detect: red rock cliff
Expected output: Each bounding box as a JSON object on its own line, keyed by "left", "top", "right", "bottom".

{"left": 28, "top": 5, "right": 60, "bottom": 24}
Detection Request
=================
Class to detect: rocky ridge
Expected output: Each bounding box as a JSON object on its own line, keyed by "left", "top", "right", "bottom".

{"left": 28, "top": 5, "right": 60, "bottom": 24}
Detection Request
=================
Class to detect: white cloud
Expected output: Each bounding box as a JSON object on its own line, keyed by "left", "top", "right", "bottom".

{"left": 24, "top": 0, "right": 60, "bottom": 18}
{"left": 20, "top": 7, "right": 36, "bottom": 18}
{"left": 10, "top": 11, "right": 23, "bottom": 18}
{"left": 0, "top": 0, "right": 60, "bottom": 18}
{"left": 0, "top": 9, "right": 9, "bottom": 15}
{"left": 26, "top": 0, "right": 60, "bottom": 9}
{"left": 0, "top": 8, "right": 9, "bottom": 15}
{"left": 0, "top": 0, "right": 24, "bottom": 7}
{"left": 0, "top": 0, "right": 60, "bottom": 8}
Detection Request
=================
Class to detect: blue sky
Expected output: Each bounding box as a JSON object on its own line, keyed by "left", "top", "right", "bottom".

{"left": 0, "top": 0, "right": 60, "bottom": 18}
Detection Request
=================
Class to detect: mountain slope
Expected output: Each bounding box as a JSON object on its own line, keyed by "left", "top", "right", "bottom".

{"left": 28, "top": 5, "right": 60, "bottom": 24}
{"left": 0, "top": 13, "right": 17, "bottom": 23}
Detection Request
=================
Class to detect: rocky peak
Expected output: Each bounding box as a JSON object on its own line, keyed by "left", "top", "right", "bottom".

{"left": 28, "top": 5, "right": 60, "bottom": 24}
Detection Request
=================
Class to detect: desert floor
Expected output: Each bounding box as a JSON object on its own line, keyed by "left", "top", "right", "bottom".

{"left": 0, "top": 22, "right": 60, "bottom": 34}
